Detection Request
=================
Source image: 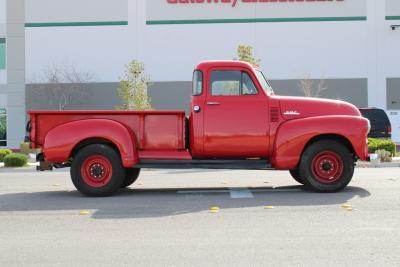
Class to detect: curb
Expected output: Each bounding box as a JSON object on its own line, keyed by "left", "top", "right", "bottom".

{"left": 356, "top": 161, "right": 400, "bottom": 168}
{"left": 0, "top": 166, "right": 68, "bottom": 173}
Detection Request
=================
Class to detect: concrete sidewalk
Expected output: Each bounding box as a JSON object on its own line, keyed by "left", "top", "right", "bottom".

{"left": 357, "top": 161, "right": 400, "bottom": 168}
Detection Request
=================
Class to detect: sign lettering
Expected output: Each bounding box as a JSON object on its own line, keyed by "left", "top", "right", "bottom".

{"left": 147, "top": 0, "right": 365, "bottom": 25}
{"left": 167, "top": 0, "right": 344, "bottom": 8}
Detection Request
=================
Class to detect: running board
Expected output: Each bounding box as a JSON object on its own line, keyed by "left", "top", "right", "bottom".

{"left": 135, "top": 159, "right": 273, "bottom": 170}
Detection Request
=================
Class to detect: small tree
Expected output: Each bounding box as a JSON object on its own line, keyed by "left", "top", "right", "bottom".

{"left": 237, "top": 45, "right": 261, "bottom": 68}
{"left": 29, "top": 63, "right": 93, "bottom": 110}
{"left": 116, "top": 60, "right": 152, "bottom": 110}
{"left": 298, "top": 76, "right": 327, "bottom": 98}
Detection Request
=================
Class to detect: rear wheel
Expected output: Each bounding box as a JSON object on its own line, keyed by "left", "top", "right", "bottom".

{"left": 71, "top": 144, "right": 125, "bottom": 197}
{"left": 289, "top": 169, "right": 304, "bottom": 185}
{"left": 299, "top": 140, "right": 354, "bottom": 192}
{"left": 122, "top": 168, "right": 141, "bottom": 188}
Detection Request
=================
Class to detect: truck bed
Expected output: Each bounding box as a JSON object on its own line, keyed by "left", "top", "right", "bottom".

{"left": 28, "top": 110, "right": 187, "bottom": 152}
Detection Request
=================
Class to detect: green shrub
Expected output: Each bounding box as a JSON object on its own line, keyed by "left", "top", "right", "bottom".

{"left": 368, "top": 138, "right": 396, "bottom": 156}
{"left": 375, "top": 149, "right": 392, "bottom": 162}
{"left": 3, "top": 153, "right": 28, "bottom": 167}
{"left": 0, "top": 149, "right": 12, "bottom": 162}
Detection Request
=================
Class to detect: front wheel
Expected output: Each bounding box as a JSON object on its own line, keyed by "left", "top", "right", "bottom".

{"left": 71, "top": 144, "right": 125, "bottom": 197}
{"left": 299, "top": 140, "right": 354, "bottom": 192}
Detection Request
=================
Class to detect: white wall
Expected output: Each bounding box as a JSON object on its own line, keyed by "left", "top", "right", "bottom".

{"left": 386, "top": 0, "right": 400, "bottom": 16}
{"left": 0, "top": 71, "right": 5, "bottom": 84}
{"left": 137, "top": 0, "right": 369, "bottom": 81}
{"left": 25, "top": 26, "right": 132, "bottom": 82}
{"left": 384, "top": 0, "right": 400, "bottom": 141}
{"left": 0, "top": 0, "right": 5, "bottom": 25}
{"left": 147, "top": 0, "right": 366, "bottom": 21}
{"left": 26, "top": 0, "right": 128, "bottom": 23}
{"left": 26, "top": 0, "right": 370, "bottom": 82}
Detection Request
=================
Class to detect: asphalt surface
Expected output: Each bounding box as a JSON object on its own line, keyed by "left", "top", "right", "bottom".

{"left": 0, "top": 168, "right": 399, "bottom": 267}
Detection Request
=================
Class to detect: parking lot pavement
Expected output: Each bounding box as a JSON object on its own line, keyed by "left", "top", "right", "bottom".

{"left": 0, "top": 168, "right": 399, "bottom": 266}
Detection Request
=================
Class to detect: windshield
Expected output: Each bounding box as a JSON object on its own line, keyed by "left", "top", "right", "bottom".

{"left": 255, "top": 70, "right": 274, "bottom": 95}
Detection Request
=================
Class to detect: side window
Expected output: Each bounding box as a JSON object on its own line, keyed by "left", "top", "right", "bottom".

{"left": 211, "top": 71, "right": 258, "bottom": 96}
{"left": 192, "top": 71, "right": 203, "bottom": 96}
{"left": 211, "top": 71, "right": 241, "bottom": 96}
{"left": 242, "top": 73, "right": 258, "bottom": 95}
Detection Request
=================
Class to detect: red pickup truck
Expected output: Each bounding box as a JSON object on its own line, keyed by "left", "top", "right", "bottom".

{"left": 27, "top": 61, "right": 370, "bottom": 197}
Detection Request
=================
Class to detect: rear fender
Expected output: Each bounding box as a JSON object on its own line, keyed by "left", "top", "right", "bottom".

{"left": 43, "top": 119, "right": 138, "bottom": 168}
{"left": 272, "top": 116, "right": 370, "bottom": 170}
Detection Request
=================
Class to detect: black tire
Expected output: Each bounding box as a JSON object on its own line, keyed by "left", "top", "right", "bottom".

{"left": 122, "top": 168, "right": 141, "bottom": 188}
{"left": 70, "top": 144, "right": 126, "bottom": 197}
{"left": 299, "top": 140, "right": 354, "bottom": 193}
{"left": 289, "top": 169, "right": 304, "bottom": 185}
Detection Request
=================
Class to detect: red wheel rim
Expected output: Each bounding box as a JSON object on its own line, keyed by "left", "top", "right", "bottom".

{"left": 81, "top": 155, "right": 113, "bottom": 188}
{"left": 311, "top": 151, "right": 344, "bottom": 184}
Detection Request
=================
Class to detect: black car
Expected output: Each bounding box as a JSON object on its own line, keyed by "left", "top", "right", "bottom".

{"left": 359, "top": 108, "right": 392, "bottom": 139}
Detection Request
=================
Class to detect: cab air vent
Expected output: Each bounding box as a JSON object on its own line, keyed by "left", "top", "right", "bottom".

{"left": 270, "top": 107, "right": 279, "bottom": 122}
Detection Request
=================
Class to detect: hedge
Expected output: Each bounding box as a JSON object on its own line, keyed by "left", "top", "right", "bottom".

{"left": 3, "top": 153, "right": 28, "bottom": 167}
{"left": 368, "top": 138, "right": 396, "bottom": 156}
{"left": 0, "top": 149, "right": 12, "bottom": 162}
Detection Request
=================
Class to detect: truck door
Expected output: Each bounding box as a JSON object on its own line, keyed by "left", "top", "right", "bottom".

{"left": 203, "top": 68, "right": 269, "bottom": 158}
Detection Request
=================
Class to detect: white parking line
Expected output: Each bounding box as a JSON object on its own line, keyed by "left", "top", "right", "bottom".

{"left": 252, "top": 188, "right": 302, "bottom": 193}
{"left": 229, "top": 188, "right": 254, "bottom": 199}
{"left": 177, "top": 188, "right": 254, "bottom": 199}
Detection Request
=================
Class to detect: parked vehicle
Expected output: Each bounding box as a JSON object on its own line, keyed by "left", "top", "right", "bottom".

{"left": 359, "top": 108, "right": 392, "bottom": 139}
{"left": 27, "top": 61, "right": 370, "bottom": 197}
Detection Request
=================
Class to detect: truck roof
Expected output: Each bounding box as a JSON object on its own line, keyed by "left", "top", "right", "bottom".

{"left": 195, "top": 60, "right": 256, "bottom": 71}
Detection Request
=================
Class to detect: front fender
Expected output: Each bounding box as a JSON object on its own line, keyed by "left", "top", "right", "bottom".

{"left": 43, "top": 119, "right": 138, "bottom": 168}
{"left": 272, "top": 116, "right": 369, "bottom": 170}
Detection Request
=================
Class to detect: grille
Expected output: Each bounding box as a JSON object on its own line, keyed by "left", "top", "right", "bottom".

{"left": 270, "top": 107, "right": 280, "bottom": 122}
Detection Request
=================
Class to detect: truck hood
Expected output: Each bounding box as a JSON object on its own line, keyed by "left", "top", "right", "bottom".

{"left": 277, "top": 96, "right": 361, "bottom": 120}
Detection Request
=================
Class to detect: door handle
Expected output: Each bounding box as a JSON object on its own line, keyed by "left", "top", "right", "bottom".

{"left": 207, "top": 102, "right": 220, "bottom": 106}
{"left": 193, "top": 105, "right": 201, "bottom": 113}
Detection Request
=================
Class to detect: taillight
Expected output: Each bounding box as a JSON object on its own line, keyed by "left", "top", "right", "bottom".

{"left": 388, "top": 126, "right": 392, "bottom": 134}
{"left": 25, "top": 120, "right": 36, "bottom": 149}
{"left": 26, "top": 121, "right": 32, "bottom": 132}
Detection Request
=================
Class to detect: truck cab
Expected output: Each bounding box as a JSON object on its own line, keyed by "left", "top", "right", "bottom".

{"left": 190, "top": 61, "right": 271, "bottom": 158}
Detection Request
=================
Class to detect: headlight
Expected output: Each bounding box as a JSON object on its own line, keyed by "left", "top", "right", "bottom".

{"left": 367, "top": 119, "right": 371, "bottom": 134}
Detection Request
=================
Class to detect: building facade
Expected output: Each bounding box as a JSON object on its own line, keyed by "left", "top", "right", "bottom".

{"left": 2, "top": 0, "right": 400, "bottom": 148}
{"left": 0, "top": 0, "right": 25, "bottom": 148}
